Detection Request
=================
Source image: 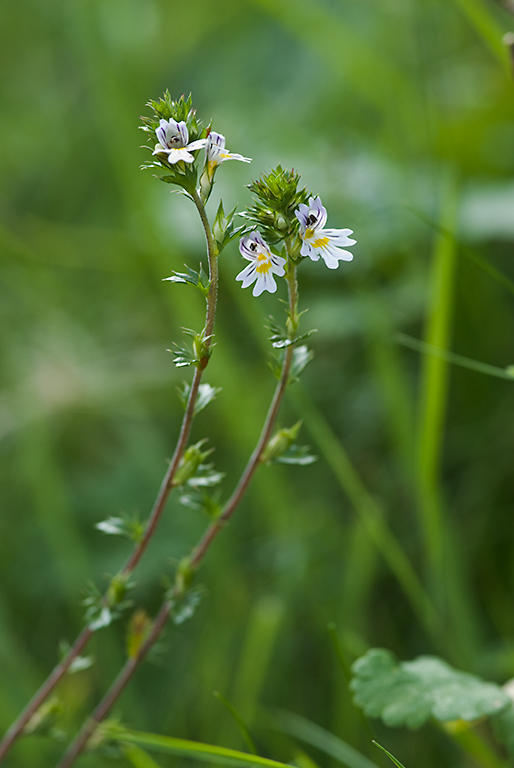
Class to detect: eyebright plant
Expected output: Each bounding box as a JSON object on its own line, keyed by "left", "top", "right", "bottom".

{"left": 0, "top": 92, "right": 356, "bottom": 768}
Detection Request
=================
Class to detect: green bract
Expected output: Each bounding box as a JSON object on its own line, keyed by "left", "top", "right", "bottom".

{"left": 241, "top": 166, "right": 310, "bottom": 247}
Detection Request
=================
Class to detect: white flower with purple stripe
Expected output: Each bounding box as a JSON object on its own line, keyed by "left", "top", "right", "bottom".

{"left": 206, "top": 132, "right": 251, "bottom": 175}
{"left": 236, "top": 232, "right": 286, "bottom": 297}
{"left": 152, "top": 118, "right": 207, "bottom": 164}
{"left": 295, "top": 196, "right": 356, "bottom": 269}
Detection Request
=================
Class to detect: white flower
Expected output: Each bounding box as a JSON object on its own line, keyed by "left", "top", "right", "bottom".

{"left": 295, "top": 196, "right": 356, "bottom": 269}
{"left": 206, "top": 132, "right": 251, "bottom": 175}
{"left": 236, "top": 232, "right": 286, "bottom": 297}
{"left": 152, "top": 118, "right": 206, "bottom": 164}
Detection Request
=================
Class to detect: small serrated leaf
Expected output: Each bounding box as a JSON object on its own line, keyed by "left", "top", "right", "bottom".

{"left": 266, "top": 316, "right": 316, "bottom": 349}
{"left": 59, "top": 641, "right": 95, "bottom": 673}
{"left": 96, "top": 514, "right": 144, "bottom": 543}
{"left": 289, "top": 345, "right": 314, "bottom": 383}
{"left": 168, "top": 586, "right": 205, "bottom": 626}
{"left": 273, "top": 445, "right": 317, "bottom": 465}
{"left": 351, "top": 649, "right": 510, "bottom": 729}
{"left": 177, "top": 382, "right": 222, "bottom": 415}
{"left": 163, "top": 264, "right": 210, "bottom": 296}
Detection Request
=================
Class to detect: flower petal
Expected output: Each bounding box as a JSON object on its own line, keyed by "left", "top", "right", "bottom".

{"left": 236, "top": 262, "right": 257, "bottom": 288}
{"left": 176, "top": 121, "right": 189, "bottom": 146}
{"left": 239, "top": 231, "right": 268, "bottom": 260}
{"left": 270, "top": 254, "right": 286, "bottom": 275}
{"left": 166, "top": 148, "right": 195, "bottom": 164}
{"left": 301, "top": 241, "right": 320, "bottom": 260}
{"left": 253, "top": 271, "right": 277, "bottom": 296}
{"left": 323, "top": 227, "right": 357, "bottom": 246}
{"left": 187, "top": 139, "right": 208, "bottom": 151}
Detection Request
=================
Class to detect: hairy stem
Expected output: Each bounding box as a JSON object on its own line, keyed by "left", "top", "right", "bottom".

{"left": 55, "top": 266, "right": 299, "bottom": 768}
{"left": 0, "top": 192, "right": 218, "bottom": 765}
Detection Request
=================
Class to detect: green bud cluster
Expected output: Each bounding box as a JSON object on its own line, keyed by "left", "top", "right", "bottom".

{"left": 242, "top": 166, "right": 310, "bottom": 247}
{"left": 140, "top": 91, "right": 204, "bottom": 146}
{"left": 171, "top": 327, "right": 214, "bottom": 369}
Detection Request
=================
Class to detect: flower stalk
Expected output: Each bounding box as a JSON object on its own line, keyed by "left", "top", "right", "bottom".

{"left": 0, "top": 182, "right": 219, "bottom": 767}
{"left": 54, "top": 264, "right": 299, "bottom": 768}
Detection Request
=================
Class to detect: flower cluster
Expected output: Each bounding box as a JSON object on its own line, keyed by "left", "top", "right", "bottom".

{"left": 142, "top": 97, "right": 356, "bottom": 300}
{"left": 141, "top": 92, "right": 251, "bottom": 198}
{"left": 237, "top": 193, "right": 356, "bottom": 296}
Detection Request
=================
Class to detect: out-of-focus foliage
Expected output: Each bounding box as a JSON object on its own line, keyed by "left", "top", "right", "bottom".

{"left": 1, "top": 0, "right": 514, "bottom": 766}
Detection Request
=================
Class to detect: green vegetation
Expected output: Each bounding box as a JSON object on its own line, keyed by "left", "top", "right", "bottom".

{"left": 2, "top": 0, "right": 514, "bottom": 766}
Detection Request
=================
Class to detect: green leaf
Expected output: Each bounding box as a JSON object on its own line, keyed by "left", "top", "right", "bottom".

{"left": 266, "top": 316, "right": 316, "bottom": 349}
{"left": 168, "top": 586, "right": 205, "bottom": 626}
{"left": 372, "top": 742, "right": 406, "bottom": 768}
{"left": 179, "top": 464, "right": 224, "bottom": 518}
{"left": 351, "top": 649, "right": 510, "bottom": 728}
{"left": 491, "top": 700, "right": 514, "bottom": 756}
{"left": 213, "top": 200, "right": 244, "bottom": 254}
{"left": 273, "top": 445, "right": 317, "bottom": 465}
{"left": 269, "top": 345, "right": 314, "bottom": 383}
{"left": 23, "top": 696, "right": 64, "bottom": 736}
{"left": 59, "top": 641, "right": 94, "bottom": 673}
{"left": 169, "top": 328, "right": 214, "bottom": 368}
{"left": 164, "top": 263, "right": 210, "bottom": 296}
{"left": 177, "top": 382, "right": 222, "bottom": 416}
{"left": 83, "top": 575, "right": 134, "bottom": 631}
{"left": 110, "top": 727, "right": 296, "bottom": 768}
{"left": 95, "top": 513, "right": 145, "bottom": 542}
{"left": 289, "top": 345, "right": 314, "bottom": 383}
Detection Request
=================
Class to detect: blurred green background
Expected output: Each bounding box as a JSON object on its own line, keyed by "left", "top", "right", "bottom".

{"left": 2, "top": 0, "right": 514, "bottom": 765}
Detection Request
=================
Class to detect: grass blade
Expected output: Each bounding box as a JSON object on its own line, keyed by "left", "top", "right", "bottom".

{"left": 395, "top": 333, "right": 514, "bottom": 381}
{"left": 214, "top": 691, "right": 258, "bottom": 755}
{"left": 416, "top": 174, "right": 458, "bottom": 603}
{"left": 451, "top": 0, "right": 510, "bottom": 71}
{"left": 116, "top": 729, "right": 290, "bottom": 768}
{"left": 269, "top": 710, "right": 378, "bottom": 768}
{"left": 372, "top": 741, "right": 406, "bottom": 768}
{"left": 288, "top": 385, "right": 440, "bottom": 642}
{"left": 123, "top": 744, "right": 164, "bottom": 768}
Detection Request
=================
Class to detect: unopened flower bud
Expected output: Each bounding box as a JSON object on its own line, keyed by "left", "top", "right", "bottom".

{"left": 261, "top": 421, "right": 302, "bottom": 464}
{"left": 173, "top": 441, "right": 212, "bottom": 487}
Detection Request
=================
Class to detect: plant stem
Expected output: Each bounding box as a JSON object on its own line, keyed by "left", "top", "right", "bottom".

{"left": 190, "top": 268, "right": 296, "bottom": 570}
{"left": 55, "top": 266, "right": 299, "bottom": 768}
{"left": 0, "top": 192, "right": 218, "bottom": 765}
